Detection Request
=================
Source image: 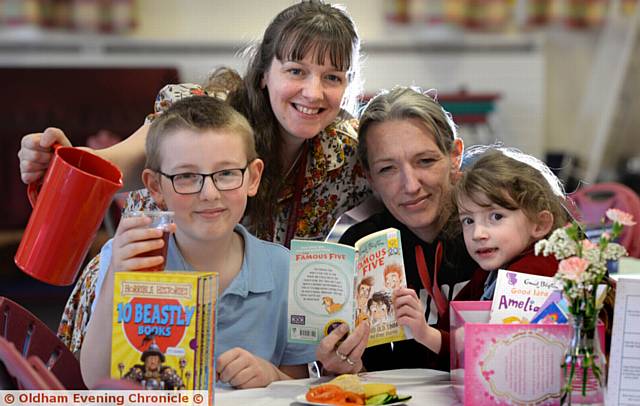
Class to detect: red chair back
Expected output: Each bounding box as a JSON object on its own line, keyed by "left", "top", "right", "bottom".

{"left": 0, "top": 297, "right": 86, "bottom": 389}
{"left": 0, "top": 336, "right": 59, "bottom": 389}
{"left": 570, "top": 182, "right": 640, "bottom": 258}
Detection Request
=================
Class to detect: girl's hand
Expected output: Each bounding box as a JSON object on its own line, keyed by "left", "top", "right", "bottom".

{"left": 393, "top": 288, "right": 430, "bottom": 346}
{"left": 18, "top": 128, "right": 72, "bottom": 184}
{"left": 316, "top": 322, "right": 369, "bottom": 375}
{"left": 216, "top": 348, "right": 280, "bottom": 389}
{"left": 109, "top": 216, "right": 174, "bottom": 272}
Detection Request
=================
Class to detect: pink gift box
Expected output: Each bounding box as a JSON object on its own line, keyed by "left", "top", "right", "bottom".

{"left": 450, "top": 301, "right": 605, "bottom": 405}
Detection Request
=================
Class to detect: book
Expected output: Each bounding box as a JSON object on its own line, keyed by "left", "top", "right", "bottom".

{"left": 111, "top": 271, "right": 217, "bottom": 397}
{"left": 606, "top": 277, "right": 640, "bottom": 406}
{"left": 287, "top": 227, "right": 411, "bottom": 347}
{"left": 530, "top": 290, "right": 569, "bottom": 324}
{"left": 489, "top": 269, "right": 560, "bottom": 324}
{"left": 530, "top": 300, "right": 569, "bottom": 324}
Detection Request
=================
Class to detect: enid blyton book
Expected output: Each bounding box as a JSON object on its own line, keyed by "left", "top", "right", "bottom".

{"left": 111, "top": 271, "right": 217, "bottom": 395}
{"left": 287, "top": 227, "right": 411, "bottom": 347}
{"left": 489, "top": 269, "right": 560, "bottom": 324}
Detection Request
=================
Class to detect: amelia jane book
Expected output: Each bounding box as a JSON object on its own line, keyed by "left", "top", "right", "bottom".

{"left": 287, "top": 227, "right": 411, "bottom": 347}
{"left": 111, "top": 271, "right": 217, "bottom": 395}
{"left": 489, "top": 269, "right": 560, "bottom": 324}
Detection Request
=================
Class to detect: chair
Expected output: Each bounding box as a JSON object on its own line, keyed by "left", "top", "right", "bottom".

{"left": 570, "top": 182, "right": 640, "bottom": 258}
{"left": 0, "top": 296, "right": 86, "bottom": 389}
{"left": 0, "top": 336, "right": 63, "bottom": 389}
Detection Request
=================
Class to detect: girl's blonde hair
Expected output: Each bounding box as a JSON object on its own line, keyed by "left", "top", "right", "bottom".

{"left": 454, "top": 145, "right": 569, "bottom": 234}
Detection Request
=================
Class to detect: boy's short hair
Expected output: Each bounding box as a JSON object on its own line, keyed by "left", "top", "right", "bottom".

{"left": 145, "top": 96, "right": 257, "bottom": 170}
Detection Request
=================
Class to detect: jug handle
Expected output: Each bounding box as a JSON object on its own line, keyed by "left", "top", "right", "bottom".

{"left": 27, "top": 143, "right": 63, "bottom": 207}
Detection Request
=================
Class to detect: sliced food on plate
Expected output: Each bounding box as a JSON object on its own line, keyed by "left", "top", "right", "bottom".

{"left": 304, "top": 374, "right": 412, "bottom": 405}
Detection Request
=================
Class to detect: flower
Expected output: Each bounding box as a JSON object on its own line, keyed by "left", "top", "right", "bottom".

{"left": 535, "top": 209, "right": 635, "bottom": 403}
{"left": 606, "top": 208, "right": 636, "bottom": 226}
{"left": 557, "top": 257, "right": 590, "bottom": 282}
{"left": 534, "top": 217, "right": 630, "bottom": 293}
{"left": 581, "top": 239, "right": 597, "bottom": 251}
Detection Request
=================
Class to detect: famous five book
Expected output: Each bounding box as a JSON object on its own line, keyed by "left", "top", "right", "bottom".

{"left": 287, "top": 227, "right": 411, "bottom": 347}
{"left": 111, "top": 271, "right": 217, "bottom": 397}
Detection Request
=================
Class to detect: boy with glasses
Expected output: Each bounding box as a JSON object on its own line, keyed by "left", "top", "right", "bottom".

{"left": 65, "top": 96, "right": 316, "bottom": 388}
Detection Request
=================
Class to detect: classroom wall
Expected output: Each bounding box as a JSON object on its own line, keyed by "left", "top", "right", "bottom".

{"left": 129, "top": 0, "right": 640, "bottom": 176}
{"left": 2, "top": 0, "right": 634, "bottom": 175}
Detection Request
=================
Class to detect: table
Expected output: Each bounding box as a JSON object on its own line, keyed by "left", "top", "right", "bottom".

{"left": 214, "top": 369, "right": 461, "bottom": 406}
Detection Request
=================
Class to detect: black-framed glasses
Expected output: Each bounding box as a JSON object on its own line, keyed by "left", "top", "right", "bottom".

{"left": 158, "top": 165, "right": 249, "bottom": 194}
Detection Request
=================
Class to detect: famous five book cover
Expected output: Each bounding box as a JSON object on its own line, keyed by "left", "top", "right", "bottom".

{"left": 287, "top": 227, "right": 411, "bottom": 347}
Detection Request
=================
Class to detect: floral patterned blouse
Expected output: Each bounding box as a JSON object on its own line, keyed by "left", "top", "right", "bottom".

{"left": 58, "top": 83, "right": 372, "bottom": 351}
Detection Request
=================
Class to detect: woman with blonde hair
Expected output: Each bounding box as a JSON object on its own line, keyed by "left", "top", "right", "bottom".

{"left": 318, "top": 87, "right": 477, "bottom": 373}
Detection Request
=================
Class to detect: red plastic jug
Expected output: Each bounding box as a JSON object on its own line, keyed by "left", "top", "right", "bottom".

{"left": 15, "top": 144, "right": 123, "bottom": 286}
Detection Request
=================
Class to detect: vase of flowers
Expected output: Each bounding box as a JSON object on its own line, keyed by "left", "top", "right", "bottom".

{"left": 535, "top": 208, "right": 636, "bottom": 405}
{"left": 561, "top": 311, "right": 606, "bottom": 405}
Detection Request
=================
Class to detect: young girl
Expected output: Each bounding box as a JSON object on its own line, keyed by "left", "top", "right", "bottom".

{"left": 77, "top": 96, "right": 315, "bottom": 388}
{"left": 453, "top": 147, "right": 569, "bottom": 300}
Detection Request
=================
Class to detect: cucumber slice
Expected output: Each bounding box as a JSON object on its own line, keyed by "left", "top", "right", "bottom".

{"left": 392, "top": 394, "right": 412, "bottom": 403}
{"left": 366, "top": 392, "right": 412, "bottom": 404}
{"left": 366, "top": 393, "right": 391, "bottom": 405}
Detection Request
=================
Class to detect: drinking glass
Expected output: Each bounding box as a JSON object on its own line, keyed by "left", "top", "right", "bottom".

{"left": 122, "top": 210, "right": 174, "bottom": 272}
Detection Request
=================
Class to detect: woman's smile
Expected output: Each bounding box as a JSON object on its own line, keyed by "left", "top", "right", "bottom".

{"left": 292, "top": 103, "right": 323, "bottom": 116}
{"left": 400, "top": 194, "right": 431, "bottom": 210}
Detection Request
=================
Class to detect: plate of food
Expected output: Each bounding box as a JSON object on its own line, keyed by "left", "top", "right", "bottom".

{"left": 296, "top": 374, "right": 411, "bottom": 405}
{"left": 295, "top": 395, "right": 410, "bottom": 406}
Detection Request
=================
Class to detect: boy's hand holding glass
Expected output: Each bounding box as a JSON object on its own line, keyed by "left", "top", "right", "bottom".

{"left": 111, "top": 211, "right": 176, "bottom": 272}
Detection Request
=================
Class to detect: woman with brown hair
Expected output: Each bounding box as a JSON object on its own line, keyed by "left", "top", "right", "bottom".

{"left": 19, "top": 0, "right": 370, "bottom": 246}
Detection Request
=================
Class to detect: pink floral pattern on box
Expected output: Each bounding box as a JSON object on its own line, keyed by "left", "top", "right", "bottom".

{"left": 450, "top": 301, "right": 606, "bottom": 406}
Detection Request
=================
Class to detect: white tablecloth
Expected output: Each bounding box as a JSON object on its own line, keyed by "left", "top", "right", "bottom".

{"left": 214, "top": 369, "right": 461, "bottom": 406}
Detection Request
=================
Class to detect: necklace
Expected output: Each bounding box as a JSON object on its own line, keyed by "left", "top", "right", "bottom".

{"left": 283, "top": 141, "right": 308, "bottom": 179}
{"left": 284, "top": 143, "right": 309, "bottom": 248}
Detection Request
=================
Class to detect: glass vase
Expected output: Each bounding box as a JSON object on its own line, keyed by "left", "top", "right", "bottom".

{"left": 561, "top": 315, "right": 606, "bottom": 405}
